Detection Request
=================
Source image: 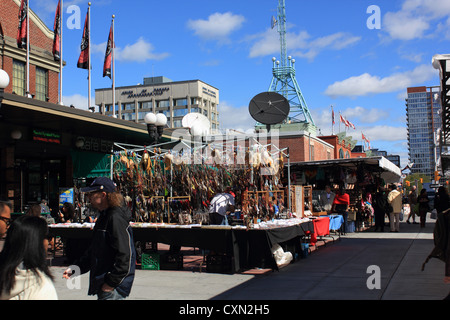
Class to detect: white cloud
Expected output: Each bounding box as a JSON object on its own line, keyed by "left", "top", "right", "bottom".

{"left": 115, "top": 37, "right": 169, "bottom": 62}
{"left": 383, "top": 0, "right": 450, "bottom": 40}
{"left": 91, "top": 38, "right": 169, "bottom": 63}
{"left": 187, "top": 12, "right": 245, "bottom": 43}
{"left": 217, "top": 101, "right": 254, "bottom": 132}
{"left": 324, "top": 64, "right": 438, "bottom": 98}
{"left": 62, "top": 94, "right": 91, "bottom": 110}
{"left": 363, "top": 125, "right": 407, "bottom": 142}
{"left": 249, "top": 28, "right": 360, "bottom": 61}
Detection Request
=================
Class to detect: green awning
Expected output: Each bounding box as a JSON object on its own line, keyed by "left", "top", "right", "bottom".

{"left": 71, "top": 150, "right": 111, "bottom": 179}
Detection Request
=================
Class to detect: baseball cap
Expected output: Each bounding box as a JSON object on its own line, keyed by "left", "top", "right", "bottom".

{"left": 81, "top": 177, "right": 117, "bottom": 193}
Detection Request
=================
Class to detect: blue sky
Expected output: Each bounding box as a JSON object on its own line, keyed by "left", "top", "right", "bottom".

{"left": 30, "top": 0, "right": 450, "bottom": 167}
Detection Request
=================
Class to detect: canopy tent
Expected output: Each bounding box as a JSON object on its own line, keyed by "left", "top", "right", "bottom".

{"left": 288, "top": 156, "right": 401, "bottom": 186}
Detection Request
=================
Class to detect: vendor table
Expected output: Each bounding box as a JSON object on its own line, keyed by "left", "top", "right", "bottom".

{"left": 49, "top": 220, "right": 314, "bottom": 272}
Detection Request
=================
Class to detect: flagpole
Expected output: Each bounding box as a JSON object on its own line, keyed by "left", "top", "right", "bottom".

{"left": 88, "top": 2, "right": 91, "bottom": 110}
{"left": 112, "top": 14, "right": 115, "bottom": 118}
{"left": 59, "top": 0, "right": 63, "bottom": 105}
{"left": 26, "top": 0, "right": 30, "bottom": 97}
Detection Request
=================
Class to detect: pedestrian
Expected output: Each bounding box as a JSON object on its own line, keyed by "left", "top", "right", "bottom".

{"left": 417, "top": 189, "right": 430, "bottom": 228}
{"left": 434, "top": 186, "right": 450, "bottom": 215}
{"left": 0, "top": 216, "right": 58, "bottom": 300}
{"left": 62, "top": 177, "right": 136, "bottom": 300}
{"left": 372, "top": 185, "right": 388, "bottom": 232}
{"left": 209, "top": 188, "right": 235, "bottom": 225}
{"left": 387, "top": 184, "right": 402, "bottom": 232}
{"left": 331, "top": 184, "right": 350, "bottom": 234}
{"left": 0, "top": 201, "right": 12, "bottom": 252}
{"left": 406, "top": 185, "right": 418, "bottom": 224}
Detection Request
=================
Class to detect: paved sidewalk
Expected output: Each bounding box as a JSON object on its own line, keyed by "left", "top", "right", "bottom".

{"left": 52, "top": 217, "right": 449, "bottom": 300}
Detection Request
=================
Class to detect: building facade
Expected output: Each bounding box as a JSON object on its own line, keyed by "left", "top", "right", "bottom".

{"left": 95, "top": 76, "right": 220, "bottom": 131}
{"left": 0, "top": 0, "right": 60, "bottom": 104}
{"left": 406, "top": 86, "right": 442, "bottom": 177}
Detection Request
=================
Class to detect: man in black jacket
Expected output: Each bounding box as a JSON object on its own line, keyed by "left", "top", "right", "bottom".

{"left": 63, "top": 177, "right": 135, "bottom": 300}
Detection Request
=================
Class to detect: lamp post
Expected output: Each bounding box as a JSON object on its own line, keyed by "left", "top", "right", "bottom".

{"left": 144, "top": 112, "right": 168, "bottom": 145}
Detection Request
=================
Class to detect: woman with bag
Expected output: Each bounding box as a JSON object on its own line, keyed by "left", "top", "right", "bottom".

{"left": 417, "top": 189, "right": 430, "bottom": 228}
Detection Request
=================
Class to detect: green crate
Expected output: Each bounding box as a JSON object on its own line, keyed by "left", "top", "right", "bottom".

{"left": 141, "top": 252, "right": 160, "bottom": 270}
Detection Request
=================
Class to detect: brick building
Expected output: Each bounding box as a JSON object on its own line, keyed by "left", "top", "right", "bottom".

{"left": 0, "top": 0, "right": 60, "bottom": 103}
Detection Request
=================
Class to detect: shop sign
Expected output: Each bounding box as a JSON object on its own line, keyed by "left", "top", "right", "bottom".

{"left": 59, "top": 188, "right": 74, "bottom": 207}
{"left": 33, "top": 129, "right": 61, "bottom": 144}
{"left": 79, "top": 137, "right": 114, "bottom": 153}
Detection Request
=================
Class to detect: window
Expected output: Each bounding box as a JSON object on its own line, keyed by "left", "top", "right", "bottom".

{"left": 173, "top": 108, "right": 188, "bottom": 117}
{"left": 157, "top": 100, "right": 170, "bottom": 108}
{"left": 35, "top": 67, "right": 48, "bottom": 101}
{"left": 174, "top": 98, "right": 187, "bottom": 107}
{"left": 139, "top": 101, "right": 152, "bottom": 110}
{"left": 13, "top": 60, "right": 26, "bottom": 96}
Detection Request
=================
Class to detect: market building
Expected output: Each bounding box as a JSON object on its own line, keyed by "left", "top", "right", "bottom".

{"left": 95, "top": 76, "right": 220, "bottom": 132}
{"left": 0, "top": 0, "right": 60, "bottom": 104}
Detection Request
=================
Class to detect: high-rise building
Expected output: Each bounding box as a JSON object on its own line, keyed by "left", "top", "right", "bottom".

{"left": 406, "top": 86, "right": 442, "bottom": 177}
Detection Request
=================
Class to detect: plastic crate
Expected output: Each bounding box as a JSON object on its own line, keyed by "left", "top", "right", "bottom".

{"left": 206, "top": 254, "right": 233, "bottom": 274}
{"left": 160, "top": 253, "right": 184, "bottom": 270}
{"left": 141, "top": 252, "right": 160, "bottom": 270}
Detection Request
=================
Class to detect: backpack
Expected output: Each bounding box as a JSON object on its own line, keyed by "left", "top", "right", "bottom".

{"left": 421, "top": 208, "right": 450, "bottom": 271}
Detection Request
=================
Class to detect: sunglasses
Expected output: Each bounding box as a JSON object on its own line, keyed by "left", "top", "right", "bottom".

{"left": 0, "top": 216, "right": 11, "bottom": 228}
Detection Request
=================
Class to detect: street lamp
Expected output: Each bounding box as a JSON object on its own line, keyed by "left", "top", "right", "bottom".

{"left": 144, "top": 112, "right": 167, "bottom": 144}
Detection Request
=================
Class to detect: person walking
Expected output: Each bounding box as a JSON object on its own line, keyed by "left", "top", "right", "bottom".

{"left": 417, "top": 189, "right": 430, "bottom": 228}
{"left": 387, "top": 184, "right": 402, "bottom": 232}
{"left": 63, "top": 177, "right": 135, "bottom": 300}
{"left": 406, "top": 185, "right": 418, "bottom": 224}
{"left": 0, "top": 216, "right": 58, "bottom": 300}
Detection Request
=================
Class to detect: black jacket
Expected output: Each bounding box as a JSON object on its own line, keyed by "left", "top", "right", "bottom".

{"left": 77, "top": 205, "right": 136, "bottom": 297}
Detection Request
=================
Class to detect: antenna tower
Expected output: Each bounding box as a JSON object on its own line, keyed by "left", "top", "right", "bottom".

{"left": 269, "top": 0, "right": 315, "bottom": 126}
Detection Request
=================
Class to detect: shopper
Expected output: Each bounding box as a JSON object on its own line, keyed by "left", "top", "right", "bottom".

{"left": 387, "top": 184, "right": 402, "bottom": 232}
{"left": 373, "top": 185, "right": 388, "bottom": 232}
{"left": 209, "top": 188, "right": 235, "bottom": 225}
{"left": 434, "top": 186, "right": 450, "bottom": 216}
{"left": 0, "top": 216, "right": 58, "bottom": 300}
{"left": 63, "top": 177, "right": 136, "bottom": 300}
{"left": 417, "top": 189, "right": 430, "bottom": 228}
{"left": 319, "top": 185, "right": 335, "bottom": 213}
{"left": 331, "top": 185, "right": 350, "bottom": 234}
{"left": 58, "top": 202, "right": 75, "bottom": 223}
{"left": 406, "top": 185, "right": 418, "bottom": 224}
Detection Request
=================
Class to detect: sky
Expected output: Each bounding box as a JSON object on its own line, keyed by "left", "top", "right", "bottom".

{"left": 28, "top": 0, "right": 450, "bottom": 168}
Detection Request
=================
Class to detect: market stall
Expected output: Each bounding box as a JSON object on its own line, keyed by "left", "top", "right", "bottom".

{"left": 288, "top": 157, "right": 402, "bottom": 232}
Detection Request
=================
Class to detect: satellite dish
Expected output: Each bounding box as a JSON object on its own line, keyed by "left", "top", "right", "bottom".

{"left": 249, "top": 92, "right": 290, "bottom": 125}
{"left": 182, "top": 112, "right": 211, "bottom": 136}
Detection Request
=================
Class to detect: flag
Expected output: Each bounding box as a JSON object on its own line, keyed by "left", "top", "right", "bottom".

{"left": 362, "top": 133, "right": 367, "bottom": 142}
{"left": 348, "top": 120, "right": 356, "bottom": 130}
{"left": 331, "top": 107, "right": 335, "bottom": 125}
{"left": 17, "top": 0, "right": 28, "bottom": 49}
{"left": 339, "top": 114, "right": 346, "bottom": 125}
{"left": 77, "top": 9, "right": 89, "bottom": 69}
{"left": 52, "top": 0, "right": 61, "bottom": 61}
{"left": 103, "top": 23, "right": 113, "bottom": 78}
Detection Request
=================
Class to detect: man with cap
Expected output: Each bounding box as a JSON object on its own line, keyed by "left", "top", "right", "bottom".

{"left": 63, "top": 177, "right": 135, "bottom": 300}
